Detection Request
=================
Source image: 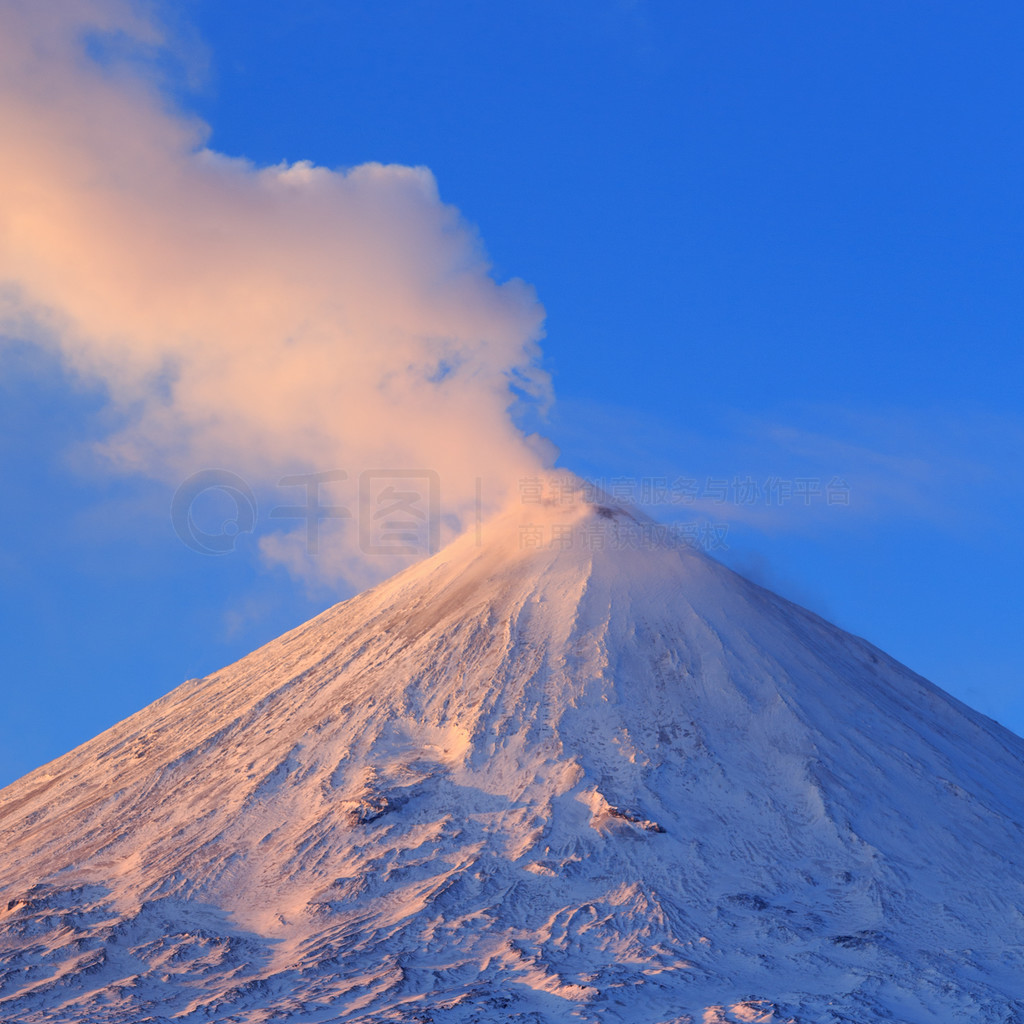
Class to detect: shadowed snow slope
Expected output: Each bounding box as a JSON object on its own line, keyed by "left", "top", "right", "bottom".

{"left": 1, "top": 492, "right": 1023, "bottom": 1023}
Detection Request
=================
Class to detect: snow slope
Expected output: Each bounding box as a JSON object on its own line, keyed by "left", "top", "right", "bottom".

{"left": 1, "top": 488, "right": 1023, "bottom": 1023}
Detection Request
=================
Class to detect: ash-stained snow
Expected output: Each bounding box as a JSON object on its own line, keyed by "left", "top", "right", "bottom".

{"left": 1, "top": 490, "right": 1023, "bottom": 1023}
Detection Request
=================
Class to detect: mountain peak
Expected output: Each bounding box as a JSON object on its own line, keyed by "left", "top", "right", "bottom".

{"left": 1, "top": 477, "right": 1023, "bottom": 1022}
{"left": 385, "top": 474, "right": 709, "bottom": 623}
{"left": 449, "top": 473, "right": 657, "bottom": 555}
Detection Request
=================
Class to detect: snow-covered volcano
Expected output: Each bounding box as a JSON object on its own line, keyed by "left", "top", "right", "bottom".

{"left": 1, "top": 491, "right": 1023, "bottom": 1023}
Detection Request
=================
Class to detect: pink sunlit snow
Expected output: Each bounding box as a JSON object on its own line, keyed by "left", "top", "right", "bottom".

{"left": 1, "top": 486, "right": 1022, "bottom": 1022}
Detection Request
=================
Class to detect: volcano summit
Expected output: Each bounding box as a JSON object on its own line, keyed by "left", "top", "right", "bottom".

{"left": 1, "top": 491, "right": 1022, "bottom": 1023}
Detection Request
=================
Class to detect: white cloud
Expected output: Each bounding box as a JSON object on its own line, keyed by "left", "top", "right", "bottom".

{"left": 0, "top": 1, "right": 550, "bottom": 582}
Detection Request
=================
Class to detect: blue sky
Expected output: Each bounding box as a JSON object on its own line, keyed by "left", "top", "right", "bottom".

{"left": 1, "top": 1, "right": 1022, "bottom": 787}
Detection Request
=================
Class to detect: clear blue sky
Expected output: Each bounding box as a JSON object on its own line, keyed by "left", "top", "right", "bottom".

{"left": 1, "top": 1, "right": 1022, "bottom": 787}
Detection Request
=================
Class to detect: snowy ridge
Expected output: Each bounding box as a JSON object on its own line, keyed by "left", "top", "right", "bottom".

{"left": 1, "top": 487, "right": 1023, "bottom": 1022}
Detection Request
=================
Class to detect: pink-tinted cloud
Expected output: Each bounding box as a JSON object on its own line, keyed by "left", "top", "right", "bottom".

{"left": 0, "top": 1, "right": 550, "bottom": 582}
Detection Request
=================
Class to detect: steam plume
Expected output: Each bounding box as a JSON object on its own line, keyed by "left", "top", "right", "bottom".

{"left": 0, "top": 0, "right": 550, "bottom": 583}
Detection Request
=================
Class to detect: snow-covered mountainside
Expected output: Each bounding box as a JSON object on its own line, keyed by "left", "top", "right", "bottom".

{"left": 1, "top": 492, "right": 1023, "bottom": 1023}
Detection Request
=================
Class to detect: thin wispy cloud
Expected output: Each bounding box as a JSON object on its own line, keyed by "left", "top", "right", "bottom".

{"left": 551, "top": 397, "right": 1023, "bottom": 537}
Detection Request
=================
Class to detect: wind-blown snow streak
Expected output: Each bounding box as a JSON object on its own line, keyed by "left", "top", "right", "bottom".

{"left": 1, "top": 491, "right": 1023, "bottom": 1022}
